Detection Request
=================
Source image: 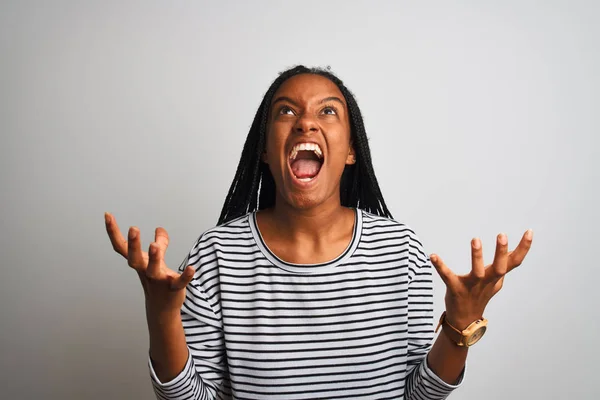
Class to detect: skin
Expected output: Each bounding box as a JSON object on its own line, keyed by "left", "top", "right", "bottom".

{"left": 105, "top": 217, "right": 194, "bottom": 382}
{"left": 257, "top": 74, "right": 357, "bottom": 264}
{"left": 427, "top": 231, "right": 533, "bottom": 383}
{"left": 104, "top": 73, "right": 534, "bottom": 385}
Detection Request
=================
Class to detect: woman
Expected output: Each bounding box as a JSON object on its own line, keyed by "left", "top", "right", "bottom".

{"left": 105, "top": 65, "right": 533, "bottom": 399}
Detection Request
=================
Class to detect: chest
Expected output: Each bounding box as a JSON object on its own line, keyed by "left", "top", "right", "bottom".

{"left": 218, "top": 263, "right": 410, "bottom": 353}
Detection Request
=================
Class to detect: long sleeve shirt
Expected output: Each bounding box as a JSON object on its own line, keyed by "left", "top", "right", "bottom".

{"left": 149, "top": 209, "right": 464, "bottom": 399}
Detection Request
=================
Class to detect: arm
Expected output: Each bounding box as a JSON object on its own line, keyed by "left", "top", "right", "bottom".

{"left": 148, "top": 240, "right": 228, "bottom": 400}
{"left": 426, "top": 329, "right": 467, "bottom": 384}
{"left": 104, "top": 213, "right": 227, "bottom": 400}
{"left": 403, "top": 232, "right": 464, "bottom": 400}
{"left": 148, "top": 305, "right": 227, "bottom": 400}
{"left": 147, "top": 305, "right": 189, "bottom": 383}
{"left": 401, "top": 221, "right": 534, "bottom": 398}
{"left": 425, "top": 230, "right": 534, "bottom": 395}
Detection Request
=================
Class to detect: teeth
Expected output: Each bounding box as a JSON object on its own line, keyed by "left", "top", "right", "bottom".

{"left": 289, "top": 143, "right": 323, "bottom": 160}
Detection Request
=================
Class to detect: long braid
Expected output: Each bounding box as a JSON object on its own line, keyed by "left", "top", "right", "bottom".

{"left": 218, "top": 65, "right": 393, "bottom": 225}
{"left": 336, "top": 83, "right": 392, "bottom": 218}
{"left": 217, "top": 112, "right": 257, "bottom": 223}
{"left": 246, "top": 103, "right": 269, "bottom": 212}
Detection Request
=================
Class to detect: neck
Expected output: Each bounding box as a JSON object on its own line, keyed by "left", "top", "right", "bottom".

{"left": 281, "top": 205, "right": 345, "bottom": 235}
{"left": 266, "top": 193, "right": 353, "bottom": 245}
{"left": 256, "top": 194, "right": 357, "bottom": 265}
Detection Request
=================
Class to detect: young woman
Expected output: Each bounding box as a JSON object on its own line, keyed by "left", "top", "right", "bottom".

{"left": 105, "top": 65, "right": 533, "bottom": 399}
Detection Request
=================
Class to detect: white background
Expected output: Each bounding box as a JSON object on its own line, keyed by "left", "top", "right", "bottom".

{"left": 1, "top": 1, "right": 598, "bottom": 398}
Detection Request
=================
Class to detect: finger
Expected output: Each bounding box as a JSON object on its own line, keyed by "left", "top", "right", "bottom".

{"left": 429, "top": 254, "right": 455, "bottom": 287}
{"left": 155, "top": 227, "right": 170, "bottom": 252}
{"left": 507, "top": 229, "right": 533, "bottom": 273}
{"left": 491, "top": 233, "right": 509, "bottom": 277}
{"left": 471, "top": 238, "right": 485, "bottom": 279}
{"left": 172, "top": 265, "right": 195, "bottom": 291}
{"left": 127, "top": 226, "right": 145, "bottom": 270}
{"left": 105, "top": 212, "right": 128, "bottom": 258}
{"left": 146, "top": 243, "right": 163, "bottom": 280}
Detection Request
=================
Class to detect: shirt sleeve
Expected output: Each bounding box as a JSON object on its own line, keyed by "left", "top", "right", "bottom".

{"left": 403, "top": 229, "right": 465, "bottom": 400}
{"left": 148, "top": 237, "right": 230, "bottom": 400}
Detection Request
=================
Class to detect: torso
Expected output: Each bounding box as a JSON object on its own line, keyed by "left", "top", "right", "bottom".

{"left": 178, "top": 210, "right": 434, "bottom": 399}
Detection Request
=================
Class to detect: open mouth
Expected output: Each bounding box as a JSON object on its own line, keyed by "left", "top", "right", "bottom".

{"left": 289, "top": 143, "right": 324, "bottom": 182}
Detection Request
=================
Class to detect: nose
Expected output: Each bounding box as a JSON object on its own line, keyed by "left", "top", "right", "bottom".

{"left": 294, "top": 112, "right": 319, "bottom": 134}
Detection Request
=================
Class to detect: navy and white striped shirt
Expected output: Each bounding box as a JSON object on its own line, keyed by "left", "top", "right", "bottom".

{"left": 149, "top": 209, "right": 464, "bottom": 399}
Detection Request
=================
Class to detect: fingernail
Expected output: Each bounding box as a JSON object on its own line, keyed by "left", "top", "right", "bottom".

{"left": 430, "top": 254, "right": 437, "bottom": 263}
{"left": 150, "top": 244, "right": 157, "bottom": 255}
{"left": 473, "top": 238, "right": 481, "bottom": 249}
{"left": 104, "top": 212, "right": 110, "bottom": 224}
{"left": 526, "top": 229, "right": 533, "bottom": 240}
{"left": 498, "top": 233, "right": 507, "bottom": 245}
{"left": 128, "top": 228, "right": 137, "bottom": 240}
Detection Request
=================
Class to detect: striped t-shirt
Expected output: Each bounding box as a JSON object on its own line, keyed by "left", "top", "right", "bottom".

{"left": 149, "top": 209, "right": 464, "bottom": 399}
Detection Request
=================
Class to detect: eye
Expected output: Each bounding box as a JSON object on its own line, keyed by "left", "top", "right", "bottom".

{"left": 278, "top": 106, "right": 295, "bottom": 115}
{"left": 321, "top": 106, "right": 337, "bottom": 115}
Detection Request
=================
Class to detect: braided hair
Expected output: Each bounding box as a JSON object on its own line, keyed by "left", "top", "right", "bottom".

{"left": 218, "top": 65, "right": 392, "bottom": 225}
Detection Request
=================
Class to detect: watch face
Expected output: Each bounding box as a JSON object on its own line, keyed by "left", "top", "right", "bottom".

{"left": 467, "top": 326, "right": 487, "bottom": 346}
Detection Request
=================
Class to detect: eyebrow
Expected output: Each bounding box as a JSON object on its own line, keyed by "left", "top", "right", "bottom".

{"left": 319, "top": 96, "right": 346, "bottom": 106}
{"left": 270, "top": 96, "right": 347, "bottom": 108}
{"left": 271, "top": 96, "right": 299, "bottom": 108}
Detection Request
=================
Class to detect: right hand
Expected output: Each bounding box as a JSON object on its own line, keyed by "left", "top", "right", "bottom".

{"left": 104, "top": 212, "right": 195, "bottom": 315}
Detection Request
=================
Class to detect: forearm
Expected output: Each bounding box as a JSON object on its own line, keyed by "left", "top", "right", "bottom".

{"left": 147, "top": 304, "right": 189, "bottom": 383}
{"left": 426, "top": 328, "right": 468, "bottom": 384}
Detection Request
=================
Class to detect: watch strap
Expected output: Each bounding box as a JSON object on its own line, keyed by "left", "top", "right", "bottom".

{"left": 435, "top": 311, "right": 467, "bottom": 346}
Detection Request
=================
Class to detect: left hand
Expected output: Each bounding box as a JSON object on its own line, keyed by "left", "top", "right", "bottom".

{"left": 430, "top": 230, "right": 534, "bottom": 330}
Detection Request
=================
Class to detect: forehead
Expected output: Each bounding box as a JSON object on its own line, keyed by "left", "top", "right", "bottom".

{"left": 272, "top": 74, "right": 345, "bottom": 105}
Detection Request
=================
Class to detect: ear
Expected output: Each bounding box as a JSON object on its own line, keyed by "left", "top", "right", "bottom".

{"left": 345, "top": 143, "right": 356, "bottom": 165}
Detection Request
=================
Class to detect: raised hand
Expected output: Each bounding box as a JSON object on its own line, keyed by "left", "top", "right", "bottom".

{"left": 104, "top": 212, "right": 195, "bottom": 314}
{"left": 430, "top": 230, "right": 534, "bottom": 329}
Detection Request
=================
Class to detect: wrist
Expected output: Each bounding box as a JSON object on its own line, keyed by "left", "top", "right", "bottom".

{"left": 436, "top": 311, "right": 488, "bottom": 347}
{"left": 445, "top": 313, "right": 484, "bottom": 331}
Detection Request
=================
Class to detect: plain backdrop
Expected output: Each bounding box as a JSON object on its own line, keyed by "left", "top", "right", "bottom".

{"left": 1, "top": 1, "right": 598, "bottom": 399}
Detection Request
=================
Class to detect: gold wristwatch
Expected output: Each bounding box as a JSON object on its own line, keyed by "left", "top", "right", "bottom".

{"left": 435, "top": 311, "right": 488, "bottom": 347}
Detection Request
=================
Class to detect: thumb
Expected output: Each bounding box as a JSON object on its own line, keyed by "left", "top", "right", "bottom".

{"left": 172, "top": 265, "right": 195, "bottom": 291}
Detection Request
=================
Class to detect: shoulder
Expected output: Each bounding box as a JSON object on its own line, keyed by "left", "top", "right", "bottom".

{"left": 359, "top": 209, "right": 430, "bottom": 274}
{"left": 360, "top": 209, "right": 421, "bottom": 242}
{"left": 200, "top": 213, "right": 252, "bottom": 241}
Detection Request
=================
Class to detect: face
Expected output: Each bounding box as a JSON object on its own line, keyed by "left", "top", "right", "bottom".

{"left": 262, "top": 74, "right": 356, "bottom": 210}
